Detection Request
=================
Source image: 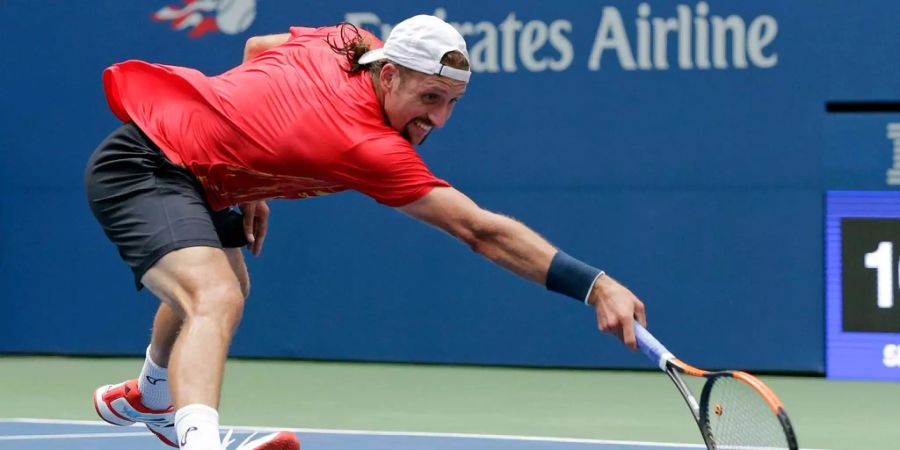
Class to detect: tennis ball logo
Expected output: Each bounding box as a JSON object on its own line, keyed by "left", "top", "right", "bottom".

{"left": 714, "top": 404, "right": 723, "bottom": 416}
{"left": 216, "top": 0, "right": 256, "bottom": 34}
{"left": 151, "top": 0, "right": 257, "bottom": 38}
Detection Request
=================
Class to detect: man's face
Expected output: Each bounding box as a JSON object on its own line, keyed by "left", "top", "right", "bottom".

{"left": 380, "top": 64, "right": 467, "bottom": 145}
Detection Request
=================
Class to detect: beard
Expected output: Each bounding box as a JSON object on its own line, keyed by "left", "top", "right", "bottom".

{"left": 401, "top": 122, "right": 433, "bottom": 145}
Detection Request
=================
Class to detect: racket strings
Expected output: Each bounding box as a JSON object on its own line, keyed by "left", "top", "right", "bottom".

{"left": 702, "top": 376, "right": 791, "bottom": 450}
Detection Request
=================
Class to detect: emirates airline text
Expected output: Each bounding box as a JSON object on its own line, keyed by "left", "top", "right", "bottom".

{"left": 346, "top": 2, "right": 778, "bottom": 73}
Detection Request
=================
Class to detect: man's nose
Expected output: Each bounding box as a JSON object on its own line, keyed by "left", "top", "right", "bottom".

{"left": 427, "top": 105, "right": 451, "bottom": 128}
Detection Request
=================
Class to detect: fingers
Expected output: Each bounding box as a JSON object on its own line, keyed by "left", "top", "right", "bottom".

{"left": 250, "top": 203, "right": 269, "bottom": 256}
{"left": 596, "top": 310, "right": 607, "bottom": 334}
{"left": 600, "top": 316, "right": 635, "bottom": 350}
{"left": 240, "top": 201, "right": 269, "bottom": 256}
{"left": 249, "top": 222, "right": 259, "bottom": 256}
{"left": 634, "top": 300, "right": 647, "bottom": 327}
{"left": 241, "top": 202, "right": 257, "bottom": 246}
{"left": 622, "top": 316, "right": 637, "bottom": 350}
{"left": 593, "top": 281, "right": 644, "bottom": 351}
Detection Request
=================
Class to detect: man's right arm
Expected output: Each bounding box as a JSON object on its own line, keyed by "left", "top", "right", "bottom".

{"left": 398, "top": 186, "right": 646, "bottom": 348}
{"left": 399, "top": 186, "right": 557, "bottom": 284}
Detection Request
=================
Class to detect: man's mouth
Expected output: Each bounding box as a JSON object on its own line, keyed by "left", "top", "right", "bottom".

{"left": 410, "top": 119, "right": 433, "bottom": 134}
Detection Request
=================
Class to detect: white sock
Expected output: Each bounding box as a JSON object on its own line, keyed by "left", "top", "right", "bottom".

{"left": 138, "top": 346, "right": 173, "bottom": 410}
{"left": 175, "top": 404, "right": 222, "bottom": 450}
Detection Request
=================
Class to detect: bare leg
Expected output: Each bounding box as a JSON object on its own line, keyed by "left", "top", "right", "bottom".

{"left": 147, "top": 248, "right": 248, "bottom": 368}
{"left": 224, "top": 247, "right": 251, "bottom": 299}
{"left": 141, "top": 246, "right": 245, "bottom": 409}
{"left": 148, "top": 303, "right": 181, "bottom": 367}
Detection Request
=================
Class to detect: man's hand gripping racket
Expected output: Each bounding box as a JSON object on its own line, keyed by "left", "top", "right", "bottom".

{"left": 634, "top": 323, "right": 799, "bottom": 450}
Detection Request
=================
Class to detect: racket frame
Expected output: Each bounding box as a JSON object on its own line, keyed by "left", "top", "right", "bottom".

{"left": 635, "top": 323, "right": 798, "bottom": 450}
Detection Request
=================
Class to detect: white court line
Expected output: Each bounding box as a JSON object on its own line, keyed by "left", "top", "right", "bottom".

{"left": 1, "top": 418, "right": 700, "bottom": 448}
{"left": 1, "top": 418, "right": 830, "bottom": 450}
{"left": 0, "top": 432, "right": 150, "bottom": 441}
{"left": 3, "top": 418, "right": 138, "bottom": 427}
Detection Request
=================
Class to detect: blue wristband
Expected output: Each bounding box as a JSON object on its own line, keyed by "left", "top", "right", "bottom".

{"left": 545, "top": 250, "right": 605, "bottom": 304}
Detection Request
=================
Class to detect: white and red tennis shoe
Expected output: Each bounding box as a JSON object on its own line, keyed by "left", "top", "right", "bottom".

{"left": 93, "top": 379, "right": 301, "bottom": 450}
{"left": 93, "top": 379, "right": 178, "bottom": 447}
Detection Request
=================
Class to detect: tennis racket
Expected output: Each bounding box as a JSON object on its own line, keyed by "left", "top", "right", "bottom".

{"left": 634, "top": 323, "right": 799, "bottom": 450}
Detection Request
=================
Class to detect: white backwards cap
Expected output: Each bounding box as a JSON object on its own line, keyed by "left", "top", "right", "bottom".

{"left": 357, "top": 15, "right": 471, "bottom": 83}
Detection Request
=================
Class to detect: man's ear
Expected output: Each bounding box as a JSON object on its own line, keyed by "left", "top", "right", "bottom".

{"left": 380, "top": 63, "right": 399, "bottom": 90}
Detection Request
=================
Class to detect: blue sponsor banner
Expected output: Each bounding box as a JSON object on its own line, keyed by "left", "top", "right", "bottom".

{"left": 7, "top": 1, "right": 900, "bottom": 371}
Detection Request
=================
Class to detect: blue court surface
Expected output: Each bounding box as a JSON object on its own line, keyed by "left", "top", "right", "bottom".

{"left": 0, "top": 419, "right": 710, "bottom": 450}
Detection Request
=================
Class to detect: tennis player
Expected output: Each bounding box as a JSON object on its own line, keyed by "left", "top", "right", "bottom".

{"left": 86, "top": 15, "right": 647, "bottom": 450}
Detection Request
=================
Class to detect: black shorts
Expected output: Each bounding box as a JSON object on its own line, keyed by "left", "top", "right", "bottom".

{"left": 85, "top": 123, "right": 248, "bottom": 290}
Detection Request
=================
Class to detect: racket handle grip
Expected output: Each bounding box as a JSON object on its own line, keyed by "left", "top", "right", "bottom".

{"left": 634, "top": 323, "right": 673, "bottom": 369}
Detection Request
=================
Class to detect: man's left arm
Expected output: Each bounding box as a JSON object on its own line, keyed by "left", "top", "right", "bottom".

{"left": 236, "top": 32, "right": 291, "bottom": 253}
{"left": 243, "top": 33, "right": 291, "bottom": 62}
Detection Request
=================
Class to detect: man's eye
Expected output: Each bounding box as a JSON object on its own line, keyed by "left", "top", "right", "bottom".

{"left": 422, "top": 93, "right": 439, "bottom": 102}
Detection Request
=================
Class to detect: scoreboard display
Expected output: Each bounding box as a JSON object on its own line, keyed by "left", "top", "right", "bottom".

{"left": 826, "top": 191, "right": 900, "bottom": 380}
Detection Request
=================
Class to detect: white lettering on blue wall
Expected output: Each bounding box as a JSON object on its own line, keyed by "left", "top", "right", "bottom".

{"left": 347, "top": 9, "right": 575, "bottom": 74}
{"left": 588, "top": 2, "right": 778, "bottom": 70}
{"left": 346, "top": 3, "right": 778, "bottom": 74}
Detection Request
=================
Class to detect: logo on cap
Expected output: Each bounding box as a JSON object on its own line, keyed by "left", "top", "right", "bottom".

{"left": 152, "top": 0, "right": 257, "bottom": 38}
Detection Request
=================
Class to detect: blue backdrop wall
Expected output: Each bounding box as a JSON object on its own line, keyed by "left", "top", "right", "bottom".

{"left": 3, "top": 1, "right": 899, "bottom": 372}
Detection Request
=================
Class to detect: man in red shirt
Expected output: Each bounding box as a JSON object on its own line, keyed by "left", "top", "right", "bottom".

{"left": 86, "top": 15, "right": 646, "bottom": 450}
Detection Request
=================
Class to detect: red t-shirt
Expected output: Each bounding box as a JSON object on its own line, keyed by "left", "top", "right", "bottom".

{"left": 103, "top": 25, "right": 450, "bottom": 210}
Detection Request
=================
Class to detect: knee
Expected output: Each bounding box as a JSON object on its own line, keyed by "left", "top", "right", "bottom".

{"left": 182, "top": 283, "right": 246, "bottom": 330}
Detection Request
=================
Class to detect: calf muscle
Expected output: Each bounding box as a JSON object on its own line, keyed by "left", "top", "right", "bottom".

{"left": 141, "top": 246, "right": 246, "bottom": 409}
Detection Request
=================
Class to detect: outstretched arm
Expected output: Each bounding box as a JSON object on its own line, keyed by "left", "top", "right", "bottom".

{"left": 243, "top": 33, "right": 291, "bottom": 62}
{"left": 398, "top": 187, "right": 646, "bottom": 349}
